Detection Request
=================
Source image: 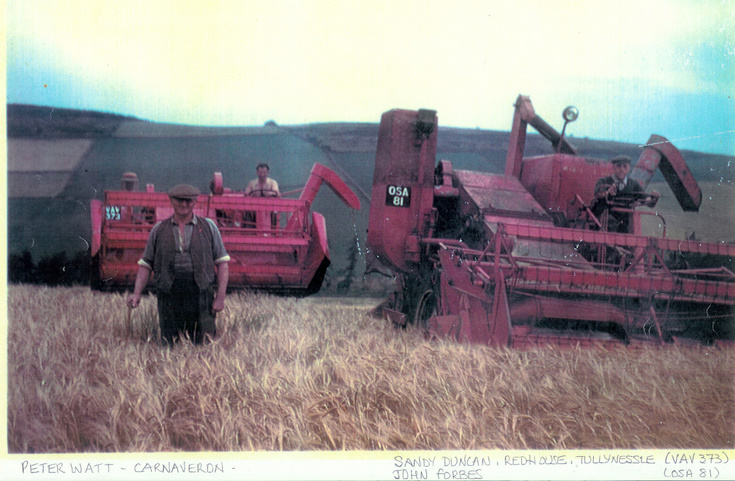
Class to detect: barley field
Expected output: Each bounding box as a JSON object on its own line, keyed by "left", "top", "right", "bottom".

{"left": 7, "top": 284, "right": 734, "bottom": 453}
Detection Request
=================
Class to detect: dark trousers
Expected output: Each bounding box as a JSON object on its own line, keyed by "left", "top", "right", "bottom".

{"left": 157, "top": 277, "right": 216, "bottom": 345}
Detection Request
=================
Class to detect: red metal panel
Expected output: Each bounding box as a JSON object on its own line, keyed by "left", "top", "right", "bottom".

{"left": 302, "top": 212, "right": 330, "bottom": 282}
{"left": 310, "top": 212, "right": 329, "bottom": 260}
{"left": 519, "top": 154, "right": 610, "bottom": 220}
{"left": 505, "top": 95, "right": 533, "bottom": 178}
{"left": 103, "top": 230, "right": 150, "bottom": 240}
{"left": 433, "top": 249, "right": 499, "bottom": 345}
{"left": 384, "top": 308, "right": 407, "bottom": 326}
{"left": 105, "top": 191, "right": 172, "bottom": 205}
{"left": 299, "top": 163, "right": 360, "bottom": 210}
{"left": 488, "top": 270, "right": 512, "bottom": 347}
{"left": 454, "top": 170, "right": 551, "bottom": 220}
{"left": 208, "top": 196, "right": 307, "bottom": 211}
{"left": 368, "top": 109, "right": 437, "bottom": 273}
{"left": 229, "top": 264, "right": 302, "bottom": 275}
{"left": 504, "top": 265, "right": 735, "bottom": 304}
{"left": 222, "top": 236, "right": 309, "bottom": 248}
{"left": 516, "top": 154, "right": 557, "bottom": 209}
{"left": 502, "top": 222, "right": 735, "bottom": 258}
{"left": 228, "top": 269, "right": 302, "bottom": 288}
{"left": 90, "top": 199, "right": 103, "bottom": 256}
{"left": 510, "top": 298, "right": 627, "bottom": 324}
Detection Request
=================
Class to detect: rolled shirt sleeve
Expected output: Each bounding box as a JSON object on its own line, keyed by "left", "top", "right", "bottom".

{"left": 138, "top": 221, "right": 163, "bottom": 270}
{"left": 205, "top": 218, "right": 230, "bottom": 264}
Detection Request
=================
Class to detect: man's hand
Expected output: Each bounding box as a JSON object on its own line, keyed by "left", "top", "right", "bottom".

{"left": 126, "top": 293, "right": 141, "bottom": 309}
{"left": 212, "top": 261, "right": 229, "bottom": 315}
{"left": 211, "top": 295, "right": 225, "bottom": 313}
{"left": 645, "top": 190, "right": 661, "bottom": 207}
{"left": 127, "top": 264, "right": 151, "bottom": 309}
{"left": 596, "top": 183, "right": 616, "bottom": 199}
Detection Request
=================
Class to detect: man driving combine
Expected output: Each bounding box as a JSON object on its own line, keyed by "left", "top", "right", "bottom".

{"left": 244, "top": 162, "right": 280, "bottom": 197}
{"left": 126, "top": 184, "right": 230, "bottom": 345}
{"left": 591, "top": 155, "right": 660, "bottom": 233}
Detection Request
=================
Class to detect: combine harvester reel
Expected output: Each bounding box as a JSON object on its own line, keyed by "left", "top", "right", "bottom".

{"left": 91, "top": 163, "right": 360, "bottom": 295}
{"left": 367, "top": 97, "right": 734, "bottom": 348}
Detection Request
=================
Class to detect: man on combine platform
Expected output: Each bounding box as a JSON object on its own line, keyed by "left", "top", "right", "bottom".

{"left": 244, "top": 162, "right": 280, "bottom": 197}
{"left": 126, "top": 184, "right": 230, "bottom": 345}
{"left": 591, "top": 155, "right": 660, "bottom": 233}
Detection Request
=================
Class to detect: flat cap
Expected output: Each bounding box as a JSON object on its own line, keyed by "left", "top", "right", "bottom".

{"left": 610, "top": 155, "right": 632, "bottom": 165}
{"left": 167, "top": 184, "right": 200, "bottom": 199}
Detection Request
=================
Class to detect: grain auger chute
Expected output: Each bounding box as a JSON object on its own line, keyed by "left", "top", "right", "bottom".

{"left": 91, "top": 163, "right": 360, "bottom": 295}
{"left": 367, "top": 96, "right": 734, "bottom": 347}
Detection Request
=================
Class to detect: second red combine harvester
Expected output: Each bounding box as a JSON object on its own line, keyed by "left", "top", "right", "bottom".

{"left": 91, "top": 163, "right": 360, "bottom": 296}
{"left": 367, "top": 95, "right": 734, "bottom": 347}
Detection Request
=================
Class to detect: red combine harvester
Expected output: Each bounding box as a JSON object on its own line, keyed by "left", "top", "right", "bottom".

{"left": 91, "top": 163, "right": 360, "bottom": 295}
{"left": 368, "top": 96, "right": 734, "bottom": 347}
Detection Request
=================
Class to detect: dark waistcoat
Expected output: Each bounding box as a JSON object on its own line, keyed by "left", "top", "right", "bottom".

{"left": 153, "top": 215, "right": 216, "bottom": 293}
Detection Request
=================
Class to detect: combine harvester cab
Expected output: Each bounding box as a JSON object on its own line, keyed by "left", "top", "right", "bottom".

{"left": 367, "top": 97, "right": 734, "bottom": 347}
{"left": 91, "top": 163, "right": 360, "bottom": 296}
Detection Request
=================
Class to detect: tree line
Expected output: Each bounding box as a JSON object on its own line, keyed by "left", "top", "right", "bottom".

{"left": 8, "top": 250, "right": 91, "bottom": 286}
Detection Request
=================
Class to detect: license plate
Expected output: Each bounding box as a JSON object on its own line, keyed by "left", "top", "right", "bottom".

{"left": 385, "top": 185, "right": 411, "bottom": 207}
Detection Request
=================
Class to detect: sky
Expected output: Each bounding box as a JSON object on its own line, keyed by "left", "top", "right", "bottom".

{"left": 6, "top": 0, "right": 735, "bottom": 155}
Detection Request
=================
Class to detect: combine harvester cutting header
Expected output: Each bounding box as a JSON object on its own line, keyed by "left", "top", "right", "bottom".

{"left": 367, "top": 95, "right": 734, "bottom": 347}
{"left": 91, "top": 163, "right": 360, "bottom": 296}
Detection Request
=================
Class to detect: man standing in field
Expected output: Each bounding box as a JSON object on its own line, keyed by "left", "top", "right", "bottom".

{"left": 126, "top": 184, "right": 230, "bottom": 345}
{"left": 244, "top": 162, "right": 280, "bottom": 197}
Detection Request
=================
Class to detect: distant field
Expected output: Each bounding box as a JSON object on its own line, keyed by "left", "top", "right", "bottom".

{"left": 7, "top": 172, "right": 77, "bottom": 198}
{"left": 7, "top": 139, "right": 94, "bottom": 198}
{"left": 112, "top": 120, "right": 281, "bottom": 138}
{"left": 8, "top": 285, "right": 734, "bottom": 452}
{"left": 7, "top": 139, "right": 93, "bottom": 172}
{"left": 641, "top": 181, "right": 735, "bottom": 242}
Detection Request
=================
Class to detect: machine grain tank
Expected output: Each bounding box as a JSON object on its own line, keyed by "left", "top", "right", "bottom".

{"left": 91, "top": 163, "right": 360, "bottom": 295}
{"left": 367, "top": 96, "right": 734, "bottom": 347}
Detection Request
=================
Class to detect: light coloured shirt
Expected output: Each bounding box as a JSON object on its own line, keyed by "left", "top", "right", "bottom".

{"left": 615, "top": 176, "right": 627, "bottom": 191}
{"left": 244, "top": 178, "right": 280, "bottom": 197}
